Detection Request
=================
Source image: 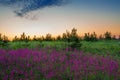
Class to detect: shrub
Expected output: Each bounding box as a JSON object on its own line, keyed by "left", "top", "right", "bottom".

{"left": 62, "top": 28, "right": 82, "bottom": 49}
{"left": 104, "top": 31, "right": 112, "bottom": 40}
{"left": 84, "top": 32, "right": 97, "bottom": 41}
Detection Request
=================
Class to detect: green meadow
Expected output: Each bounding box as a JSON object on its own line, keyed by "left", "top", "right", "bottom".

{"left": 0, "top": 29, "right": 120, "bottom": 79}
{"left": 1, "top": 40, "right": 120, "bottom": 57}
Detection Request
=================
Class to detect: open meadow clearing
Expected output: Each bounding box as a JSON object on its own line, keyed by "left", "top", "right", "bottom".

{"left": 0, "top": 40, "right": 120, "bottom": 80}
{"left": 3, "top": 40, "right": 120, "bottom": 56}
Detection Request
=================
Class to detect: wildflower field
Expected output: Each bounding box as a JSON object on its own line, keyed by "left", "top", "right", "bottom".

{"left": 0, "top": 41, "right": 120, "bottom": 80}
{"left": 0, "top": 37, "right": 120, "bottom": 80}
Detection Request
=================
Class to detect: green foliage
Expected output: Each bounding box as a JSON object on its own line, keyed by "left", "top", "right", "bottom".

{"left": 0, "top": 29, "right": 119, "bottom": 56}
{"left": 13, "top": 36, "right": 19, "bottom": 41}
{"left": 0, "top": 33, "right": 2, "bottom": 41}
{"left": 65, "top": 28, "right": 82, "bottom": 49}
{"left": 62, "top": 33, "right": 67, "bottom": 41}
{"left": 13, "top": 32, "right": 31, "bottom": 42}
{"left": 81, "top": 40, "right": 120, "bottom": 56}
{"left": 86, "top": 73, "right": 115, "bottom": 80}
{"left": 99, "top": 34, "right": 104, "bottom": 40}
{"left": 0, "top": 34, "right": 9, "bottom": 49}
{"left": 0, "top": 40, "right": 120, "bottom": 57}
{"left": 104, "top": 31, "right": 112, "bottom": 40}
{"left": 45, "top": 33, "right": 53, "bottom": 41}
{"left": 56, "top": 35, "right": 62, "bottom": 41}
{"left": 84, "top": 32, "right": 97, "bottom": 42}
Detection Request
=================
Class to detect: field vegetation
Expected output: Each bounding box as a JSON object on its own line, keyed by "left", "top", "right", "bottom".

{"left": 0, "top": 28, "right": 120, "bottom": 80}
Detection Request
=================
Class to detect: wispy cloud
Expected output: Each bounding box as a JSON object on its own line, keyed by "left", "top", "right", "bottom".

{"left": 0, "top": 0, "right": 68, "bottom": 17}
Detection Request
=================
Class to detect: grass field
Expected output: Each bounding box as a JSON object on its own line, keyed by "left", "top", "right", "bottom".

{"left": 0, "top": 40, "right": 120, "bottom": 80}
{"left": 4, "top": 40, "right": 120, "bottom": 56}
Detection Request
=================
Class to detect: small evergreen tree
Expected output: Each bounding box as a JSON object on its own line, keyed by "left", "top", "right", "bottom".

{"left": 62, "top": 33, "right": 67, "bottom": 41}
{"left": 99, "top": 34, "right": 104, "bottom": 40}
{"left": 66, "top": 30, "right": 71, "bottom": 42}
{"left": 84, "top": 33, "right": 90, "bottom": 41}
{"left": 33, "top": 35, "right": 37, "bottom": 41}
{"left": 104, "top": 31, "right": 112, "bottom": 40}
{"left": 90, "top": 32, "right": 97, "bottom": 41}
{"left": 27, "top": 35, "right": 31, "bottom": 41}
{"left": 70, "top": 28, "right": 81, "bottom": 49}
{"left": 56, "top": 35, "right": 61, "bottom": 41}
{"left": 0, "top": 33, "right": 2, "bottom": 41}
{"left": 66, "top": 28, "right": 81, "bottom": 49}
{"left": 45, "top": 33, "right": 52, "bottom": 41}
{"left": 41, "top": 36, "right": 45, "bottom": 41}
{"left": 20, "top": 32, "right": 26, "bottom": 41}
{"left": 1, "top": 35, "right": 9, "bottom": 48}
{"left": 84, "top": 32, "right": 97, "bottom": 41}
{"left": 13, "top": 36, "right": 19, "bottom": 42}
{"left": 25, "top": 35, "right": 30, "bottom": 42}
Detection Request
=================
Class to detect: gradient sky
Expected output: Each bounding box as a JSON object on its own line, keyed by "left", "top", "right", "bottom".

{"left": 0, "top": 0, "right": 120, "bottom": 39}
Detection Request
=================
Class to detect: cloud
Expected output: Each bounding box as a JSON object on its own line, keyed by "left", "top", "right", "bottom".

{"left": 0, "top": 0, "right": 68, "bottom": 17}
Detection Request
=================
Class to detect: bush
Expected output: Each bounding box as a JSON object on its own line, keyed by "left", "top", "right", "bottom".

{"left": 84, "top": 32, "right": 97, "bottom": 42}
{"left": 65, "top": 28, "right": 82, "bottom": 49}
{"left": 104, "top": 31, "right": 112, "bottom": 40}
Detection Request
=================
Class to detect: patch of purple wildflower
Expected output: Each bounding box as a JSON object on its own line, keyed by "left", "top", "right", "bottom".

{"left": 0, "top": 48, "right": 119, "bottom": 80}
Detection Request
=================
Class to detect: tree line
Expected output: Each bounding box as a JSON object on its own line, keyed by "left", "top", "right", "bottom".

{"left": 0, "top": 28, "right": 120, "bottom": 42}
{"left": 0, "top": 28, "right": 120, "bottom": 49}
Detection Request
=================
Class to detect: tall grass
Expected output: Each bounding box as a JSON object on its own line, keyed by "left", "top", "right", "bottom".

{"left": 3, "top": 40, "right": 120, "bottom": 56}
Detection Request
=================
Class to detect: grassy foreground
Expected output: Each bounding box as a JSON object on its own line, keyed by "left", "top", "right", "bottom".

{"left": 0, "top": 40, "right": 120, "bottom": 80}
{"left": 2, "top": 40, "right": 120, "bottom": 56}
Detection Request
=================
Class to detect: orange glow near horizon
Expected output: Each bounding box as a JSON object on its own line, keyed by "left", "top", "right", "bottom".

{"left": 0, "top": 0, "right": 120, "bottom": 40}
{"left": 1, "top": 25, "right": 120, "bottom": 41}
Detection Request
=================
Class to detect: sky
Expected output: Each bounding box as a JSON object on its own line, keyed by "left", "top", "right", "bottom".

{"left": 0, "top": 0, "right": 120, "bottom": 39}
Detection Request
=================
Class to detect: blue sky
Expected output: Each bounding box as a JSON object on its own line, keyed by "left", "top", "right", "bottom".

{"left": 0, "top": 0, "right": 120, "bottom": 39}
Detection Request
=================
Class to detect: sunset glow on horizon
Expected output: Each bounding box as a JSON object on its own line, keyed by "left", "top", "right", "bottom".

{"left": 0, "top": 0, "right": 120, "bottom": 40}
